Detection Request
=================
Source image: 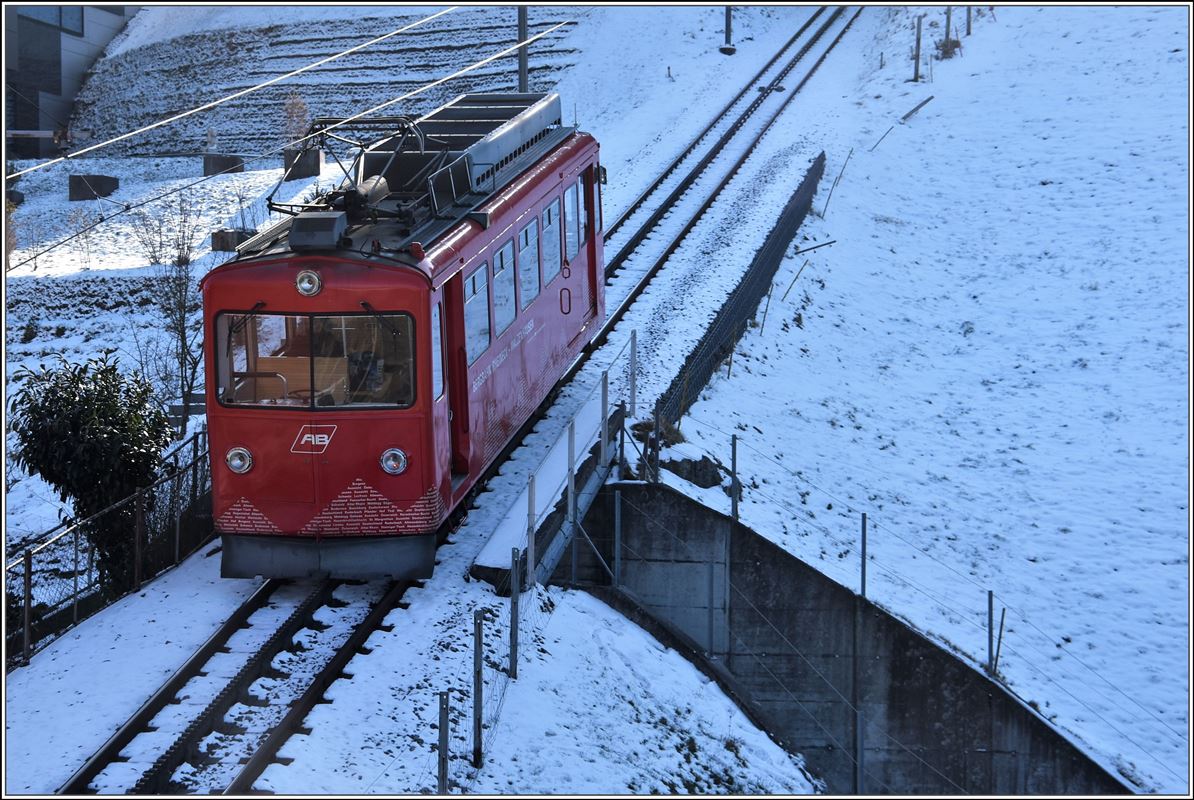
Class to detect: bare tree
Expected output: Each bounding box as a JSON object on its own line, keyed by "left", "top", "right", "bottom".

{"left": 283, "top": 91, "right": 311, "bottom": 145}
{"left": 130, "top": 196, "right": 203, "bottom": 436}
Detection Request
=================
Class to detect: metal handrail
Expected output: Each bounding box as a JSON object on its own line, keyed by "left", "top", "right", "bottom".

{"left": 5, "top": 429, "right": 209, "bottom": 570}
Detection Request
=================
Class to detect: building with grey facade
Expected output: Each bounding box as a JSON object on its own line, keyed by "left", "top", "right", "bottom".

{"left": 5, "top": 5, "right": 138, "bottom": 158}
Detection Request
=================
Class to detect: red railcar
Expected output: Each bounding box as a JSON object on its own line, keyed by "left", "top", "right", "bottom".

{"left": 201, "top": 93, "right": 604, "bottom": 578}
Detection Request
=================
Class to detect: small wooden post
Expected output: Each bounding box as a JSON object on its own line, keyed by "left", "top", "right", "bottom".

{"left": 437, "top": 691, "right": 449, "bottom": 793}
{"left": 966, "top": 5, "right": 972, "bottom": 36}
{"left": 945, "top": 6, "right": 952, "bottom": 47}
{"left": 510, "top": 547, "right": 520, "bottom": 680}
{"left": 472, "top": 610, "right": 483, "bottom": 767}
{"left": 914, "top": 15, "right": 923, "bottom": 82}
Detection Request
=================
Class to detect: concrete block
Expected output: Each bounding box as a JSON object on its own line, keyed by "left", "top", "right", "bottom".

{"left": 68, "top": 174, "right": 118, "bottom": 200}
{"left": 283, "top": 148, "right": 322, "bottom": 180}
{"left": 203, "top": 154, "right": 244, "bottom": 176}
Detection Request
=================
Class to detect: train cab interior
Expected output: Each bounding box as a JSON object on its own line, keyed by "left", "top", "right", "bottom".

{"left": 216, "top": 312, "right": 416, "bottom": 409}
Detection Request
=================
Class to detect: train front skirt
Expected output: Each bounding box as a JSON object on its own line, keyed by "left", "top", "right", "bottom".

{"left": 220, "top": 533, "right": 436, "bottom": 580}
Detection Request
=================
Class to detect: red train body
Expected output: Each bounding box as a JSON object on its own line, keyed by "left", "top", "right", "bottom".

{"left": 201, "top": 93, "right": 604, "bottom": 578}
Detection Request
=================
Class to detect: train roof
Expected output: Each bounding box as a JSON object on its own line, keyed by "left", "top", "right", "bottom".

{"left": 228, "top": 92, "right": 584, "bottom": 280}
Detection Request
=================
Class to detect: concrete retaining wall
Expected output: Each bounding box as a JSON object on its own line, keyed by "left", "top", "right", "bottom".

{"left": 564, "top": 481, "right": 1131, "bottom": 795}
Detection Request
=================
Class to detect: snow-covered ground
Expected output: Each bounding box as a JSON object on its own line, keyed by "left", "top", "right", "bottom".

{"left": 656, "top": 5, "right": 1189, "bottom": 794}
{"left": 3, "top": 3, "right": 1188, "bottom": 795}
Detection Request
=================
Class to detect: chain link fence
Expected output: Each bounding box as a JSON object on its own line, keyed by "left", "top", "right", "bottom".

{"left": 6, "top": 428, "right": 212, "bottom": 669}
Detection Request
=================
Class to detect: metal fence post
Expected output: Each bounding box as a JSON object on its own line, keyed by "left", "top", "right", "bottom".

{"left": 651, "top": 408, "right": 661, "bottom": 483}
{"left": 629, "top": 329, "right": 637, "bottom": 417}
{"left": 526, "top": 475, "right": 537, "bottom": 587}
{"left": 510, "top": 547, "right": 520, "bottom": 680}
{"left": 861, "top": 512, "right": 868, "bottom": 598}
{"left": 437, "top": 691, "right": 449, "bottom": 794}
{"left": 134, "top": 490, "right": 145, "bottom": 592}
{"left": 473, "top": 609, "right": 483, "bottom": 768}
{"left": 517, "top": 6, "right": 529, "bottom": 92}
{"left": 914, "top": 14, "right": 923, "bottom": 82}
{"left": 567, "top": 420, "right": 576, "bottom": 523}
{"left": 618, "top": 401, "right": 627, "bottom": 472}
{"left": 987, "top": 589, "right": 995, "bottom": 674}
{"left": 600, "top": 371, "right": 609, "bottom": 464}
{"left": 730, "top": 434, "right": 739, "bottom": 521}
{"left": 72, "top": 525, "right": 80, "bottom": 624}
{"left": 189, "top": 433, "right": 199, "bottom": 508}
{"left": 614, "top": 490, "right": 622, "bottom": 588}
{"left": 23, "top": 549, "right": 33, "bottom": 664}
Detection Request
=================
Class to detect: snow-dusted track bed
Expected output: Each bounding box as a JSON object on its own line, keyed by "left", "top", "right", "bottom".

{"left": 67, "top": 579, "right": 404, "bottom": 794}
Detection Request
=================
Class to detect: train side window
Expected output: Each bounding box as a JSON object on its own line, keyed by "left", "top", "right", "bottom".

{"left": 596, "top": 165, "right": 604, "bottom": 232}
{"left": 564, "top": 182, "right": 580, "bottom": 261}
{"left": 464, "top": 263, "right": 490, "bottom": 364}
{"left": 542, "top": 198, "right": 562, "bottom": 285}
{"left": 518, "top": 219, "right": 540, "bottom": 309}
{"left": 577, "top": 175, "right": 589, "bottom": 246}
{"left": 431, "top": 301, "right": 444, "bottom": 399}
{"left": 492, "top": 240, "right": 517, "bottom": 335}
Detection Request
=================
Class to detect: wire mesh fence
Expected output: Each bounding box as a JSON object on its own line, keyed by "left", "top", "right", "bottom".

{"left": 5, "top": 427, "right": 213, "bottom": 669}
{"left": 624, "top": 417, "right": 1188, "bottom": 789}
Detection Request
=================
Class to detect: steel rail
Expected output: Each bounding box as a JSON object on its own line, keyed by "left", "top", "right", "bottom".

{"left": 604, "top": 6, "right": 826, "bottom": 240}
{"left": 223, "top": 580, "right": 412, "bottom": 794}
{"left": 128, "top": 579, "right": 339, "bottom": 794}
{"left": 604, "top": 5, "right": 847, "bottom": 282}
{"left": 580, "top": 7, "right": 860, "bottom": 368}
{"left": 57, "top": 579, "right": 284, "bottom": 794}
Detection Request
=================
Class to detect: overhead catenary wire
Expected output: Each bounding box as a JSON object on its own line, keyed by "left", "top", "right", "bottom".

{"left": 7, "top": 19, "right": 574, "bottom": 273}
{"left": 5, "top": 7, "right": 460, "bottom": 181}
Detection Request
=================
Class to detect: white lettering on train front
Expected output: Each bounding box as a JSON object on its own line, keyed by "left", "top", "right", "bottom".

{"left": 291, "top": 425, "right": 337, "bottom": 454}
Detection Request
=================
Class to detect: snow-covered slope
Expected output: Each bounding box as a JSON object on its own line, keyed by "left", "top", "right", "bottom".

{"left": 663, "top": 5, "right": 1189, "bottom": 793}
{"left": 72, "top": 7, "right": 579, "bottom": 157}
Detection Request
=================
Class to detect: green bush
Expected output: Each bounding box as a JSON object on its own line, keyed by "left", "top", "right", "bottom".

{"left": 9, "top": 351, "right": 172, "bottom": 596}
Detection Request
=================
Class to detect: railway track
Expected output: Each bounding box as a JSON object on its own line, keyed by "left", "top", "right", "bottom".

{"left": 58, "top": 12, "right": 862, "bottom": 793}
{"left": 59, "top": 579, "right": 409, "bottom": 793}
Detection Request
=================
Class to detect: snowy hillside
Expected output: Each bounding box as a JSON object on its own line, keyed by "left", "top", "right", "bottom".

{"left": 72, "top": 7, "right": 578, "bottom": 156}
{"left": 662, "top": 5, "right": 1189, "bottom": 794}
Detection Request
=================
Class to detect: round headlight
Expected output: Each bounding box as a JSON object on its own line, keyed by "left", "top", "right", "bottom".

{"left": 296, "top": 270, "right": 322, "bottom": 296}
{"left": 380, "top": 448, "right": 408, "bottom": 475}
{"left": 226, "top": 446, "right": 253, "bottom": 474}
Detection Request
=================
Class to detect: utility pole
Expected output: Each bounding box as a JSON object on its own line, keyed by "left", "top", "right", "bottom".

{"left": 719, "top": 6, "right": 736, "bottom": 55}
{"left": 518, "top": 7, "right": 529, "bottom": 92}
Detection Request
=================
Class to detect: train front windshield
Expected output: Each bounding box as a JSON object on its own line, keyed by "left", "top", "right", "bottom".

{"left": 217, "top": 312, "right": 415, "bottom": 408}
